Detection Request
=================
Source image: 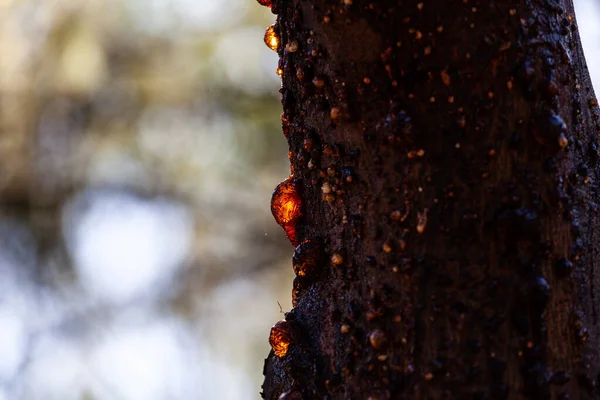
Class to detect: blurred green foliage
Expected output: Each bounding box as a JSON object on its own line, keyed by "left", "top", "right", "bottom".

{"left": 0, "top": 1, "right": 296, "bottom": 399}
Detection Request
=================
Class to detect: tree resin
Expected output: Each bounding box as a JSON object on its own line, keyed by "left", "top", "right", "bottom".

{"left": 264, "top": 25, "right": 279, "bottom": 52}
{"left": 269, "top": 320, "right": 292, "bottom": 358}
{"left": 271, "top": 176, "right": 302, "bottom": 246}
{"left": 256, "top": 0, "right": 271, "bottom": 7}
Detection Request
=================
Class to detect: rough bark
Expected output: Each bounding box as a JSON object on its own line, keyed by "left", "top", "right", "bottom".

{"left": 261, "top": 1, "right": 600, "bottom": 399}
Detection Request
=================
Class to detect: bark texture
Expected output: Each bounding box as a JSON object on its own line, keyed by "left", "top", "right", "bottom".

{"left": 262, "top": 1, "right": 600, "bottom": 399}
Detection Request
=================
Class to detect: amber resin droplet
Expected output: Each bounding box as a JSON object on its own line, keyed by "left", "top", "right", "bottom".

{"left": 256, "top": 0, "right": 271, "bottom": 7}
{"left": 269, "top": 320, "right": 292, "bottom": 358}
{"left": 293, "top": 239, "right": 323, "bottom": 278}
{"left": 271, "top": 176, "right": 302, "bottom": 246}
{"left": 369, "top": 329, "right": 387, "bottom": 349}
{"left": 264, "top": 25, "right": 279, "bottom": 52}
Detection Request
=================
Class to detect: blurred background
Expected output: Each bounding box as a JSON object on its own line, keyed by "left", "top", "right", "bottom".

{"left": 0, "top": 1, "right": 597, "bottom": 399}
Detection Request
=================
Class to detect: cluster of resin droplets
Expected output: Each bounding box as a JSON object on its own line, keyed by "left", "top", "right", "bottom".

{"left": 258, "top": 0, "right": 322, "bottom": 361}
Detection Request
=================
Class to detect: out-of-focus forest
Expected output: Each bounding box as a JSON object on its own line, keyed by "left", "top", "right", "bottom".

{"left": 0, "top": 1, "right": 597, "bottom": 399}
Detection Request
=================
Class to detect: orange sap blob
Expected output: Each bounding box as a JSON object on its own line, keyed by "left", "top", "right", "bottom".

{"left": 269, "top": 320, "right": 292, "bottom": 358}
{"left": 271, "top": 177, "right": 302, "bottom": 246}
{"left": 264, "top": 25, "right": 279, "bottom": 52}
{"left": 257, "top": 0, "right": 271, "bottom": 7}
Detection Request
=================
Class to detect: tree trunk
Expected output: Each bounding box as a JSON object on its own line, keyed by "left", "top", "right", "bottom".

{"left": 261, "top": 0, "right": 600, "bottom": 399}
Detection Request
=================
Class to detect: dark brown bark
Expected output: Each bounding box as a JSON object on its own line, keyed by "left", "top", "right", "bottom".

{"left": 261, "top": 1, "right": 600, "bottom": 399}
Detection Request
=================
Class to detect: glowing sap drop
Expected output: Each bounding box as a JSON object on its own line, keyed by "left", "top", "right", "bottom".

{"left": 264, "top": 25, "right": 279, "bottom": 52}
{"left": 256, "top": 0, "right": 272, "bottom": 7}
{"left": 269, "top": 320, "right": 292, "bottom": 358}
{"left": 271, "top": 177, "right": 302, "bottom": 246}
{"left": 271, "top": 178, "right": 301, "bottom": 224}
